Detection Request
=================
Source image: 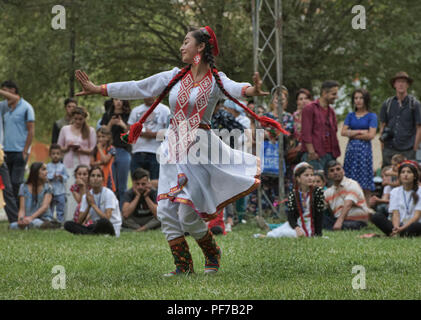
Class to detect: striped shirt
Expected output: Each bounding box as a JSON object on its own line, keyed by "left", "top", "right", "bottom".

{"left": 324, "top": 177, "right": 372, "bottom": 221}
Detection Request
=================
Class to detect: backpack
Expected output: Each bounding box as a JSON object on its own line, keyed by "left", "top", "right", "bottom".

{"left": 384, "top": 94, "right": 419, "bottom": 122}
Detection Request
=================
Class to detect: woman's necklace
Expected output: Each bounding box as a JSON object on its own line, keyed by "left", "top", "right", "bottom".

{"left": 402, "top": 188, "right": 412, "bottom": 218}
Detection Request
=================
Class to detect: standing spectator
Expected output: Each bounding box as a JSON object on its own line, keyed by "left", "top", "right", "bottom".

{"left": 128, "top": 97, "right": 169, "bottom": 188}
{"left": 46, "top": 144, "right": 68, "bottom": 223}
{"left": 58, "top": 106, "right": 96, "bottom": 221}
{"left": 64, "top": 166, "right": 122, "bottom": 237}
{"left": 90, "top": 127, "right": 116, "bottom": 192}
{"left": 255, "top": 105, "right": 266, "bottom": 117}
{"left": 211, "top": 100, "right": 244, "bottom": 232}
{"left": 9, "top": 162, "right": 56, "bottom": 230}
{"left": 223, "top": 99, "right": 250, "bottom": 223}
{"left": 379, "top": 71, "right": 421, "bottom": 166}
{"left": 341, "top": 89, "right": 378, "bottom": 201}
{"left": 293, "top": 88, "right": 312, "bottom": 141}
{"left": 265, "top": 86, "right": 294, "bottom": 135}
{"left": 301, "top": 80, "right": 341, "bottom": 171}
{"left": 0, "top": 87, "right": 18, "bottom": 223}
{"left": 100, "top": 98, "right": 131, "bottom": 205}
{"left": 324, "top": 160, "right": 371, "bottom": 231}
{"left": 121, "top": 168, "right": 160, "bottom": 232}
{"left": 371, "top": 161, "right": 421, "bottom": 237}
{"left": 1, "top": 81, "right": 35, "bottom": 202}
{"left": 51, "top": 98, "right": 77, "bottom": 144}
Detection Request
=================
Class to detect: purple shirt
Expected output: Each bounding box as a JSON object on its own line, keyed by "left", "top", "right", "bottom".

{"left": 301, "top": 100, "right": 340, "bottom": 158}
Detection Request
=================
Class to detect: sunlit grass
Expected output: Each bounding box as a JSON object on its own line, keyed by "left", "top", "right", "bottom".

{"left": 0, "top": 221, "right": 420, "bottom": 300}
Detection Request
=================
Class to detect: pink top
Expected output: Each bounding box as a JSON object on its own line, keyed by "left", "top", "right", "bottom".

{"left": 58, "top": 125, "right": 97, "bottom": 168}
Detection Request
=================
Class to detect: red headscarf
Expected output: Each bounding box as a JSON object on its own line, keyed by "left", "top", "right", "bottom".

{"left": 200, "top": 26, "right": 219, "bottom": 56}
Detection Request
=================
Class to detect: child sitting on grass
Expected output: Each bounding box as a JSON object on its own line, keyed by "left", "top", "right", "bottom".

{"left": 70, "top": 164, "right": 93, "bottom": 226}
{"left": 383, "top": 154, "right": 406, "bottom": 188}
{"left": 254, "top": 162, "right": 325, "bottom": 238}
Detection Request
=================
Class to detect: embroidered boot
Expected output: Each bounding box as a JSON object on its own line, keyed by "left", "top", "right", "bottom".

{"left": 196, "top": 231, "right": 221, "bottom": 274}
{"left": 163, "top": 236, "right": 194, "bottom": 277}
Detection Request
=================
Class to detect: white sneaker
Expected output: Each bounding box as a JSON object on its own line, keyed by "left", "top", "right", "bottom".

{"left": 225, "top": 224, "right": 232, "bottom": 232}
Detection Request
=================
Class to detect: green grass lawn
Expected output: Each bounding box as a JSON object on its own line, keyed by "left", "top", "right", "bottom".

{"left": 0, "top": 220, "right": 420, "bottom": 300}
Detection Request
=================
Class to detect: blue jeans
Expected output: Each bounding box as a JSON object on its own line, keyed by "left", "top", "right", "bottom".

{"left": 50, "top": 194, "right": 66, "bottom": 223}
{"left": 130, "top": 152, "right": 160, "bottom": 180}
{"left": 112, "top": 147, "right": 131, "bottom": 206}
{"left": 0, "top": 163, "right": 18, "bottom": 223}
{"left": 10, "top": 218, "right": 46, "bottom": 229}
{"left": 301, "top": 152, "right": 334, "bottom": 172}
{"left": 5, "top": 152, "right": 27, "bottom": 205}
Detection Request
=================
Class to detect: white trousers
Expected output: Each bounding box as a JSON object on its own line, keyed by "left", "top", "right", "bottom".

{"left": 157, "top": 199, "right": 208, "bottom": 241}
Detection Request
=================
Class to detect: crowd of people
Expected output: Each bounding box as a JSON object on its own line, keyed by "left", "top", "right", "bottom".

{"left": 2, "top": 69, "right": 421, "bottom": 241}
{"left": 1, "top": 24, "right": 421, "bottom": 277}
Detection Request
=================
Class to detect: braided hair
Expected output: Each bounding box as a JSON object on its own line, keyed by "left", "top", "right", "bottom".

{"left": 122, "top": 27, "right": 287, "bottom": 143}
{"left": 191, "top": 29, "right": 260, "bottom": 120}
{"left": 398, "top": 162, "right": 420, "bottom": 205}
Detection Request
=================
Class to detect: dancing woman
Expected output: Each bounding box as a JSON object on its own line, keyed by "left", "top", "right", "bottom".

{"left": 75, "top": 26, "right": 287, "bottom": 276}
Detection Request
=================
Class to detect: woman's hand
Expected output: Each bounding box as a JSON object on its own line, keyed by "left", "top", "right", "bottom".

{"left": 75, "top": 70, "right": 102, "bottom": 96}
{"left": 86, "top": 192, "right": 95, "bottom": 207}
{"left": 246, "top": 72, "right": 269, "bottom": 97}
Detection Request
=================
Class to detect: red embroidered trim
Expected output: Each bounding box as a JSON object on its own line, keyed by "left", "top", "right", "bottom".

{"left": 158, "top": 178, "right": 261, "bottom": 222}
{"left": 169, "top": 69, "right": 213, "bottom": 162}
{"left": 157, "top": 159, "right": 262, "bottom": 221}
{"left": 241, "top": 85, "right": 251, "bottom": 97}
{"left": 100, "top": 84, "right": 108, "bottom": 96}
{"left": 296, "top": 187, "right": 315, "bottom": 237}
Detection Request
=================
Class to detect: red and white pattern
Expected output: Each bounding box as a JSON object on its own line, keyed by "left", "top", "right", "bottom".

{"left": 168, "top": 70, "right": 213, "bottom": 163}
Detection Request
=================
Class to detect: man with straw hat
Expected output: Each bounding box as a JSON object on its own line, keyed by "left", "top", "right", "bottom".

{"left": 379, "top": 71, "right": 421, "bottom": 166}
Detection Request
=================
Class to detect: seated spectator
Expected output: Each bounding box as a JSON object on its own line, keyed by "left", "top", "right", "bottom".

{"left": 70, "top": 164, "right": 93, "bottom": 226}
{"left": 47, "top": 144, "right": 68, "bottom": 223}
{"left": 254, "top": 162, "right": 324, "bottom": 238}
{"left": 64, "top": 166, "right": 122, "bottom": 237}
{"left": 371, "top": 161, "right": 421, "bottom": 237}
{"left": 369, "top": 166, "right": 394, "bottom": 218}
{"left": 9, "top": 162, "right": 57, "bottom": 230}
{"left": 313, "top": 170, "right": 327, "bottom": 190}
{"left": 122, "top": 168, "right": 160, "bottom": 232}
{"left": 323, "top": 160, "right": 372, "bottom": 231}
{"left": 383, "top": 154, "right": 406, "bottom": 188}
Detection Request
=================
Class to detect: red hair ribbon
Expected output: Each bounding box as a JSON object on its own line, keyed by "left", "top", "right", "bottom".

{"left": 399, "top": 160, "right": 419, "bottom": 169}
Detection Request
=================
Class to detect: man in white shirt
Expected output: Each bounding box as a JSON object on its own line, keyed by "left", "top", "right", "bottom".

{"left": 324, "top": 160, "right": 373, "bottom": 230}
{"left": 128, "top": 97, "right": 170, "bottom": 188}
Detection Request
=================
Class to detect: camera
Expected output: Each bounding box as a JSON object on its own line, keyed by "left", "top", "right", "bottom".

{"left": 379, "top": 127, "right": 393, "bottom": 142}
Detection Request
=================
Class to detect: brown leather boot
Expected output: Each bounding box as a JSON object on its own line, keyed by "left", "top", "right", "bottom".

{"left": 163, "top": 236, "right": 194, "bottom": 277}
{"left": 196, "top": 231, "right": 221, "bottom": 274}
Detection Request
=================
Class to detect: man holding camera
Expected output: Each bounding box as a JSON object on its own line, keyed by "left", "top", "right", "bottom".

{"left": 379, "top": 72, "right": 421, "bottom": 167}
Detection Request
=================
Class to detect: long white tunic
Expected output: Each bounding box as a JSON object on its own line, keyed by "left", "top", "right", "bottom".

{"left": 107, "top": 67, "right": 261, "bottom": 219}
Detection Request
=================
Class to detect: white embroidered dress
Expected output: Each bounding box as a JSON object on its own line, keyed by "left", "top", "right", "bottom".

{"left": 107, "top": 67, "right": 261, "bottom": 219}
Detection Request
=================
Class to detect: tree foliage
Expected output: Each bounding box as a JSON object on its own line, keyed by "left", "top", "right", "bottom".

{"left": 0, "top": 0, "right": 420, "bottom": 142}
